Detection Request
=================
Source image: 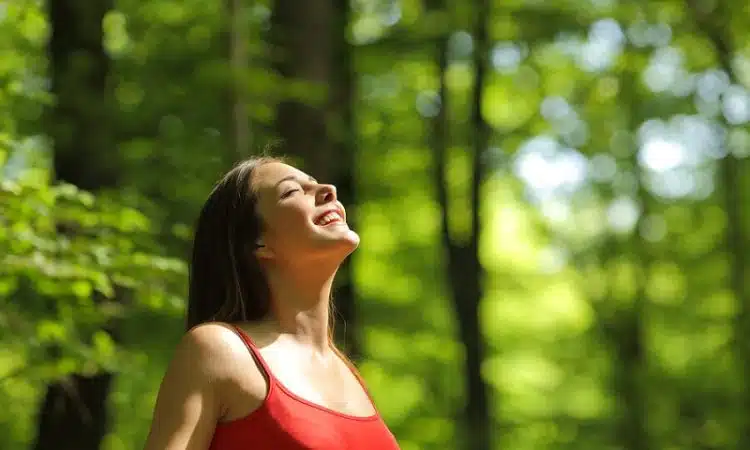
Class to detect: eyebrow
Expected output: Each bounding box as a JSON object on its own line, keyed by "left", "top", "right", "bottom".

{"left": 274, "top": 175, "right": 317, "bottom": 188}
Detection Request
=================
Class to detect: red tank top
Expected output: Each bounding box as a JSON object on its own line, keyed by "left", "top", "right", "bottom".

{"left": 208, "top": 326, "right": 401, "bottom": 450}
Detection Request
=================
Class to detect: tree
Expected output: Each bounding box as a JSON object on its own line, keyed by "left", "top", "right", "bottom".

{"left": 225, "top": 0, "right": 250, "bottom": 159}
{"left": 612, "top": 72, "right": 650, "bottom": 450}
{"left": 268, "top": 0, "right": 333, "bottom": 178}
{"left": 33, "top": 0, "right": 117, "bottom": 449}
{"left": 688, "top": 1, "right": 750, "bottom": 445}
{"left": 430, "top": 0, "right": 493, "bottom": 447}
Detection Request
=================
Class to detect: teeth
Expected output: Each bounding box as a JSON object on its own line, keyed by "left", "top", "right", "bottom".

{"left": 317, "top": 212, "right": 342, "bottom": 225}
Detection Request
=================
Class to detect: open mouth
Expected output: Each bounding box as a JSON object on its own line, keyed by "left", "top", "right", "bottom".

{"left": 314, "top": 209, "right": 345, "bottom": 226}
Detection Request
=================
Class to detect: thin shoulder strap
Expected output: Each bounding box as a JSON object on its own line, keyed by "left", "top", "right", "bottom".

{"left": 232, "top": 325, "right": 274, "bottom": 381}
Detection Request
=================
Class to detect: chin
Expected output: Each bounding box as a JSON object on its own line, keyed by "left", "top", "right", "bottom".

{"left": 343, "top": 228, "right": 360, "bottom": 247}
{"left": 314, "top": 226, "right": 360, "bottom": 259}
{"left": 334, "top": 228, "right": 361, "bottom": 255}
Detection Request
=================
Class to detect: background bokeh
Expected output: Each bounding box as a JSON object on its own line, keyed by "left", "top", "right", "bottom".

{"left": 2, "top": 0, "right": 750, "bottom": 449}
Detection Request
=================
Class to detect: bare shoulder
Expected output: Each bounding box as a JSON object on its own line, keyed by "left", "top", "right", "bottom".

{"left": 143, "top": 323, "right": 265, "bottom": 449}
{"left": 181, "top": 322, "right": 241, "bottom": 355}
{"left": 176, "top": 322, "right": 259, "bottom": 382}
{"left": 189, "top": 322, "right": 276, "bottom": 422}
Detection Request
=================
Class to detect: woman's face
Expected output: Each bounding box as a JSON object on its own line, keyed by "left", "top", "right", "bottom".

{"left": 251, "top": 162, "right": 360, "bottom": 265}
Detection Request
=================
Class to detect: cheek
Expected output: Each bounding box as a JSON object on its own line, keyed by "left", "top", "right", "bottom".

{"left": 268, "top": 204, "right": 312, "bottom": 238}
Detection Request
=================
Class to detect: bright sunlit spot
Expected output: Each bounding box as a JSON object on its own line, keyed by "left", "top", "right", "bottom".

{"left": 491, "top": 42, "right": 522, "bottom": 72}
{"left": 643, "top": 47, "right": 688, "bottom": 94}
{"left": 579, "top": 19, "right": 624, "bottom": 72}
{"left": 513, "top": 136, "right": 588, "bottom": 200}
{"left": 633, "top": 115, "right": 722, "bottom": 199}
{"left": 638, "top": 138, "right": 686, "bottom": 172}
{"left": 723, "top": 85, "right": 750, "bottom": 125}
{"left": 607, "top": 196, "right": 640, "bottom": 234}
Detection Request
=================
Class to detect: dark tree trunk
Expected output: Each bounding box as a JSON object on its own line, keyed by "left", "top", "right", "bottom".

{"left": 460, "top": 0, "right": 492, "bottom": 447}
{"left": 429, "top": 0, "right": 493, "bottom": 447}
{"left": 594, "top": 238, "right": 648, "bottom": 450}
{"left": 610, "top": 307, "right": 648, "bottom": 450}
{"left": 329, "top": 0, "right": 360, "bottom": 360}
{"left": 34, "top": 374, "right": 114, "bottom": 450}
{"left": 618, "top": 75, "right": 650, "bottom": 450}
{"left": 594, "top": 74, "right": 649, "bottom": 450}
{"left": 47, "top": 0, "right": 117, "bottom": 190}
{"left": 269, "top": 0, "right": 333, "bottom": 178}
{"left": 34, "top": 1, "right": 116, "bottom": 450}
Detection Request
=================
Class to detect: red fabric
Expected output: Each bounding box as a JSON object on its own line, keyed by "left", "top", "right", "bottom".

{"left": 208, "top": 326, "right": 401, "bottom": 450}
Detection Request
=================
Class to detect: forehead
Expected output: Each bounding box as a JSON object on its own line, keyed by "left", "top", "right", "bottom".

{"left": 252, "top": 162, "right": 311, "bottom": 190}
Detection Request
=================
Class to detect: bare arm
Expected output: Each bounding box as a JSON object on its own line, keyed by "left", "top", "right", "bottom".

{"left": 143, "top": 326, "right": 226, "bottom": 450}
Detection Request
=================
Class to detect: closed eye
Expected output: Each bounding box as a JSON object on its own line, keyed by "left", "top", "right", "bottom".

{"left": 281, "top": 188, "right": 300, "bottom": 199}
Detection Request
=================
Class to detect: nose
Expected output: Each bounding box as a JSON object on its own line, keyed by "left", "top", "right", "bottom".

{"left": 316, "top": 184, "right": 337, "bottom": 205}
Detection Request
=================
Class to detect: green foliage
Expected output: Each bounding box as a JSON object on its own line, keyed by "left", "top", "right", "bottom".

{"left": 0, "top": 160, "right": 187, "bottom": 446}
{"left": 2, "top": 0, "right": 750, "bottom": 449}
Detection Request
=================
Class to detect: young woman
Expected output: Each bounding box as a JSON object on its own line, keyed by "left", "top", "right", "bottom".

{"left": 143, "top": 157, "right": 400, "bottom": 449}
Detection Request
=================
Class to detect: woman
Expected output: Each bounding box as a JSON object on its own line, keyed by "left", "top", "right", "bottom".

{"left": 143, "top": 157, "right": 400, "bottom": 449}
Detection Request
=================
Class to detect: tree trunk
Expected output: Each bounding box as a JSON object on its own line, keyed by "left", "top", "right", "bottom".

{"left": 47, "top": 0, "right": 117, "bottom": 190}
{"left": 34, "top": 1, "right": 115, "bottom": 449}
{"left": 34, "top": 374, "right": 114, "bottom": 450}
{"left": 594, "top": 236, "right": 648, "bottom": 450}
{"left": 429, "top": 0, "right": 493, "bottom": 447}
{"left": 461, "top": 0, "right": 492, "bottom": 447}
{"left": 268, "top": 0, "right": 333, "bottom": 179}
{"left": 329, "top": 0, "right": 360, "bottom": 360}
{"left": 594, "top": 73, "right": 650, "bottom": 450}
{"left": 225, "top": 0, "right": 250, "bottom": 159}
{"left": 720, "top": 132, "right": 749, "bottom": 450}
{"left": 687, "top": 2, "right": 749, "bottom": 446}
{"left": 610, "top": 307, "right": 648, "bottom": 450}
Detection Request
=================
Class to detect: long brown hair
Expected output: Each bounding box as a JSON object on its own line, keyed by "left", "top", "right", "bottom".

{"left": 186, "top": 156, "right": 279, "bottom": 330}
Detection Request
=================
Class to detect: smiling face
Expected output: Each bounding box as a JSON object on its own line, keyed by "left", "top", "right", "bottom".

{"left": 251, "top": 161, "right": 360, "bottom": 266}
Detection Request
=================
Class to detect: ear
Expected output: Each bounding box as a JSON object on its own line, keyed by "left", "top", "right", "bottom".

{"left": 254, "top": 239, "right": 274, "bottom": 260}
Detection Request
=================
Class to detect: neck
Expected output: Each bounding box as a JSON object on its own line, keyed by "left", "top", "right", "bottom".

{"left": 265, "top": 261, "right": 339, "bottom": 354}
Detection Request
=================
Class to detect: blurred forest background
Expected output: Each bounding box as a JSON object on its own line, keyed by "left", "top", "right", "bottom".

{"left": 1, "top": 0, "right": 750, "bottom": 449}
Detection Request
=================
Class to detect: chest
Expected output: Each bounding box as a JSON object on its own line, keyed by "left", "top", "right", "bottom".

{"left": 266, "top": 352, "right": 375, "bottom": 417}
